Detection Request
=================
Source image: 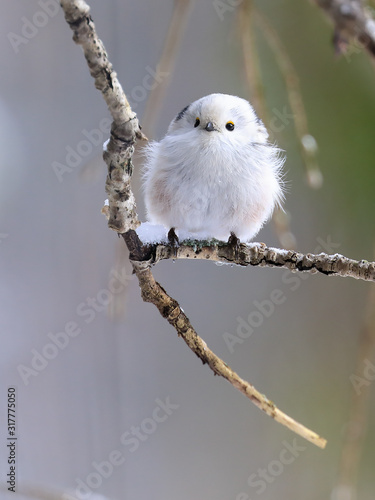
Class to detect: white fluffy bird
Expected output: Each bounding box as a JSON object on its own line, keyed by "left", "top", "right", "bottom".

{"left": 143, "top": 93, "right": 285, "bottom": 242}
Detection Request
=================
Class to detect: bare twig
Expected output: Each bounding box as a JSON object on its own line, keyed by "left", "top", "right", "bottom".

{"left": 237, "top": 3, "right": 296, "bottom": 249}
{"left": 124, "top": 247, "right": 326, "bottom": 448}
{"left": 254, "top": 9, "right": 323, "bottom": 189}
{"left": 237, "top": 0, "right": 267, "bottom": 120}
{"left": 61, "top": 0, "right": 146, "bottom": 233}
{"left": 126, "top": 232, "right": 375, "bottom": 282}
{"left": 313, "top": 0, "right": 375, "bottom": 58}
{"left": 142, "top": 0, "right": 195, "bottom": 136}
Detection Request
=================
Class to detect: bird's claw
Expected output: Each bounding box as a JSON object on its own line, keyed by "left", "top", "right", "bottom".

{"left": 228, "top": 231, "right": 240, "bottom": 248}
{"left": 168, "top": 227, "right": 179, "bottom": 256}
{"left": 228, "top": 231, "right": 241, "bottom": 260}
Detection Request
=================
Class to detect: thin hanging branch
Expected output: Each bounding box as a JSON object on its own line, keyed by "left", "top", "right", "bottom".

{"left": 253, "top": 8, "right": 323, "bottom": 189}
{"left": 142, "top": 0, "right": 195, "bottom": 137}
{"left": 237, "top": 2, "right": 297, "bottom": 251}
{"left": 237, "top": 0, "right": 267, "bottom": 121}
{"left": 61, "top": 0, "right": 373, "bottom": 449}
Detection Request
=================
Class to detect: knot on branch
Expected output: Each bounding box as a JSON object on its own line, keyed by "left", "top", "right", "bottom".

{"left": 123, "top": 230, "right": 155, "bottom": 264}
{"left": 62, "top": 0, "right": 91, "bottom": 27}
{"left": 103, "top": 119, "right": 145, "bottom": 233}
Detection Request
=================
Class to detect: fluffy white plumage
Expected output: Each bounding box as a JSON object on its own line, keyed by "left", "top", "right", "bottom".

{"left": 143, "top": 93, "right": 285, "bottom": 242}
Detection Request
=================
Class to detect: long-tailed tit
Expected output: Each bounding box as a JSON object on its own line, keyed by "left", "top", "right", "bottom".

{"left": 143, "top": 93, "right": 285, "bottom": 242}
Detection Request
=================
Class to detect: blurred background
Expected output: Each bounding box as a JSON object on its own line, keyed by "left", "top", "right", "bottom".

{"left": 1, "top": 0, "right": 375, "bottom": 499}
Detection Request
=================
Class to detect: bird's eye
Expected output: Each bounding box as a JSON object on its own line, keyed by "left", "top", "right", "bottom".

{"left": 225, "top": 121, "right": 235, "bottom": 131}
{"left": 194, "top": 117, "right": 200, "bottom": 128}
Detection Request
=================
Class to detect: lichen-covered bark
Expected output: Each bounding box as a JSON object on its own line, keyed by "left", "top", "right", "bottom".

{"left": 125, "top": 230, "right": 375, "bottom": 282}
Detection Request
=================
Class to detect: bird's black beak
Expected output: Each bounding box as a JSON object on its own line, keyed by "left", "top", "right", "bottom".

{"left": 205, "top": 122, "right": 215, "bottom": 132}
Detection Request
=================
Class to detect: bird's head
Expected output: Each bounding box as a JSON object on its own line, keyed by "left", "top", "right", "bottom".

{"left": 167, "top": 93, "right": 269, "bottom": 149}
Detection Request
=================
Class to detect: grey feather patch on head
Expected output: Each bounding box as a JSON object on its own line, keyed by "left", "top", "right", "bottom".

{"left": 175, "top": 104, "right": 190, "bottom": 121}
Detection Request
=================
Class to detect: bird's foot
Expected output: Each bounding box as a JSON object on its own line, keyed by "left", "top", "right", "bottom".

{"left": 168, "top": 227, "right": 179, "bottom": 256}
{"left": 228, "top": 232, "right": 241, "bottom": 260}
{"left": 228, "top": 231, "right": 240, "bottom": 248}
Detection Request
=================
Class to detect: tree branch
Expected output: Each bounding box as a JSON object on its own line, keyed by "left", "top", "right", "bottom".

{"left": 313, "top": 0, "right": 375, "bottom": 57}
{"left": 61, "top": 0, "right": 146, "bottom": 233}
{"left": 126, "top": 230, "right": 375, "bottom": 282}
{"left": 142, "top": 0, "right": 195, "bottom": 136}
{"left": 128, "top": 257, "right": 326, "bottom": 448}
